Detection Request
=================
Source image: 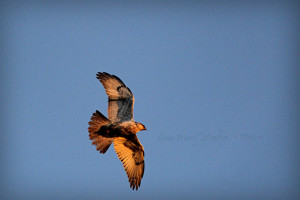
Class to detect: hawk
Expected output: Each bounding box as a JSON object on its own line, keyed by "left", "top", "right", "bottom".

{"left": 88, "top": 72, "right": 147, "bottom": 190}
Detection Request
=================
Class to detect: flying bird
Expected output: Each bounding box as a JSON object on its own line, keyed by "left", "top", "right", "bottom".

{"left": 88, "top": 72, "right": 147, "bottom": 190}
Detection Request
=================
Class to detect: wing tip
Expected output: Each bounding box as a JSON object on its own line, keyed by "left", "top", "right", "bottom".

{"left": 96, "top": 72, "right": 126, "bottom": 86}
{"left": 96, "top": 72, "right": 109, "bottom": 81}
{"left": 129, "top": 178, "right": 141, "bottom": 191}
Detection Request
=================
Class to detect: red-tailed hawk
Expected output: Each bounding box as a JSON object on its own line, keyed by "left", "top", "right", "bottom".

{"left": 88, "top": 72, "right": 147, "bottom": 190}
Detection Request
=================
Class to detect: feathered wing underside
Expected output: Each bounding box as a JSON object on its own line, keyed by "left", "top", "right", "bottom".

{"left": 96, "top": 72, "right": 134, "bottom": 123}
{"left": 88, "top": 110, "right": 113, "bottom": 153}
{"left": 113, "top": 136, "right": 145, "bottom": 190}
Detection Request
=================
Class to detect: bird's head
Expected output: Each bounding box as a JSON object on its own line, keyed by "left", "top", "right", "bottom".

{"left": 136, "top": 122, "right": 147, "bottom": 131}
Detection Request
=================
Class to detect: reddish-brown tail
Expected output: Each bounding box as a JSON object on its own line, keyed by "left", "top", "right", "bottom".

{"left": 88, "top": 110, "right": 113, "bottom": 154}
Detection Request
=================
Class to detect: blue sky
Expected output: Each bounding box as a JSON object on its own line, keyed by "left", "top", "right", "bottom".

{"left": 1, "top": 1, "right": 299, "bottom": 199}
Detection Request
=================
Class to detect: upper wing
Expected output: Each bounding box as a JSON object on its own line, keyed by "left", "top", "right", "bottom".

{"left": 96, "top": 72, "right": 134, "bottom": 123}
{"left": 113, "top": 135, "right": 145, "bottom": 190}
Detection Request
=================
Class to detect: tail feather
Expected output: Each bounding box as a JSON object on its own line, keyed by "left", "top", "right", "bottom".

{"left": 88, "top": 110, "right": 113, "bottom": 154}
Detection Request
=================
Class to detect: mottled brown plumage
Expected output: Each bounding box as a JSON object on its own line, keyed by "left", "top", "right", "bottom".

{"left": 88, "top": 72, "right": 146, "bottom": 190}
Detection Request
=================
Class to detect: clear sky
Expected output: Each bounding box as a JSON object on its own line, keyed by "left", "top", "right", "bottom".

{"left": 1, "top": 1, "right": 299, "bottom": 199}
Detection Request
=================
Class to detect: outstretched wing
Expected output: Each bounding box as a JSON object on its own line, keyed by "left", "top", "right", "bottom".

{"left": 96, "top": 72, "right": 134, "bottom": 123}
{"left": 113, "top": 135, "right": 145, "bottom": 190}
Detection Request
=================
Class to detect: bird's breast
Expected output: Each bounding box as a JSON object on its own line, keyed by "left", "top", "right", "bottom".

{"left": 108, "top": 121, "right": 139, "bottom": 136}
{"left": 125, "top": 125, "right": 140, "bottom": 134}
